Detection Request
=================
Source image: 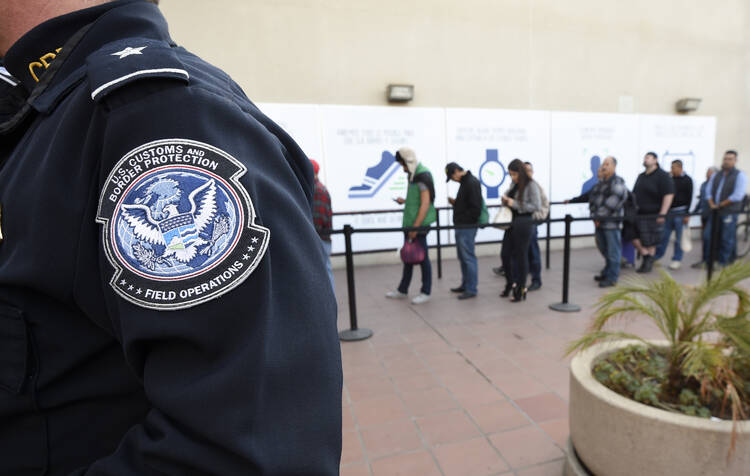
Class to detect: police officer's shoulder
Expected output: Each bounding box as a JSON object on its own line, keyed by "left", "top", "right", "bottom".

{"left": 86, "top": 37, "right": 190, "bottom": 108}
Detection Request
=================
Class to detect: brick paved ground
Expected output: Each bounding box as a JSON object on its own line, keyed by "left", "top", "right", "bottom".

{"left": 335, "top": 244, "right": 710, "bottom": 476}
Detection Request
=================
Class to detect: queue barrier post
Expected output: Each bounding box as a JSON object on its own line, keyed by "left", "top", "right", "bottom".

{"left": 545, "top": 213, "right": 551, "bottom": 270}
{"left": 549, "top": 214, "right": 581, "bottom": 313}
{"left": 436, "top": 211, "right": 443, "bottom": 280}
{"left": 338, "top": 224, "right": 373, "bottom": 342}
{"left": 707, "top": 208, "right": 720, "bottom": 281}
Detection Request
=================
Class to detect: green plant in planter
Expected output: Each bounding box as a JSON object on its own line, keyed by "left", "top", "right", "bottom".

{"left": 567, "top": 261, "right": 750, "bottom": 449}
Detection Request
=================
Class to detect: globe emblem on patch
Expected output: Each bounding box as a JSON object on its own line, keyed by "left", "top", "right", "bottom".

{"left": 113, "top": 168, "right": 241, "bottom": 280}
{"left": 97, "top": 139, "right": 270, "bottom": 310}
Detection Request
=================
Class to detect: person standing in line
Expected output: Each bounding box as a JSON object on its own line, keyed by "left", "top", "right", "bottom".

{"left": 446, "top": 162, "right": 483, "bottom": 300}
{"left": 500, "top": 159, "right": 543, "bottom": 302}
{"left": 311, "top": 159, "right": 335, "bottom": 292}
{"left": 653, "top": 160, "right": 693, "bottom": 270}
{"left": 701, "top": 150, "right": 747, "bottom": 267}
{"left": 690, "top": 166, "right": 720, "bottom": 268}
{"left": 632, "top": 152, "right": 675, "bottom": 273}
{"left": 524, "top": 161, "right": 545, "bottom": 291}
{"left": 589, "top": 157, "right": 629, "bottom": 287}
{"left": 386, "top": 148, "right": 437, "bottom": 304}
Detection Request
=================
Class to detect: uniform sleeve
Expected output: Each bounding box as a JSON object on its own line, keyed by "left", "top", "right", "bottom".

{"left": 80, "top": 84, "right": 342, "bottom": 475}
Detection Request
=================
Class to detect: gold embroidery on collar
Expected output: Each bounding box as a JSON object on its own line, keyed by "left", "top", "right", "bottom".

{"left": 28, "top": 48, "right": 63, "bottom": 82}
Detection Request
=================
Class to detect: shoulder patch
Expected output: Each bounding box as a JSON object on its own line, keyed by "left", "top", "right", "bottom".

{"left": 86, "top": 38, "right": 189, "bottom": 102}
{"left": 96, "top": 139, "right": 270, "bottom": 310}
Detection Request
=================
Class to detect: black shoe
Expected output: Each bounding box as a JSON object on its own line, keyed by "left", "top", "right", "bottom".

{"left": 594, "top": 274, "right": 605, "bottom": 282}
{"left": 598, "top": 279, "right": 616, "bottom": 288}
{"left": 510, "top": 286, "right": 527, "bottom": 302}
{"left": 528, "top": 282, "right": 542, "bottom": 292}
{"left": 500, "top": 283, "right": 514, "bottom": 297}
{"left": 450, "top": 286, "right": 465, "bottom": 293}
{"left": 492, "top": 266, "right": 505, "bottom": 276}
{"left": 637, "top": 256, "right": 654, "bottom": 274}
{"left": 457, "top": 292, "right": 477, "bottom": 300}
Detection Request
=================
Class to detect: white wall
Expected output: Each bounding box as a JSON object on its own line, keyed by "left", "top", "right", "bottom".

{"left": 160, "top": 0, "right": 750, "bottom": 161}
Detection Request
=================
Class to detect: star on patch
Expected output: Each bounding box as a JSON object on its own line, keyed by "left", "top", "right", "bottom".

{"left": 111, "top": 46, "right": 147, "bottom": 59}
{"left": 120, "top": 279, "right": 127, "bottom": 285}
{"left": 251, "top": 237, "right": 259, "bottom": 244}
{"left": 128, "top": 285, "right": 134, "bottom": 291}
{"left": 242, "top": 254, "right": 250, "bottom": 260}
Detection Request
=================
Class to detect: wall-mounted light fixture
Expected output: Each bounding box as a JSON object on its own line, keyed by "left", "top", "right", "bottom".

{"left": 387, "top": 84, "right": 414, "bottom": 103}
{"left": 675, "top": 98, "right": 701, "bottom": 113}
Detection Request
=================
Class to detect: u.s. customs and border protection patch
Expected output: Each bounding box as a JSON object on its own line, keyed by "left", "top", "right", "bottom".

{"left": 96, "top": 139, "right": 269, "bottom": 310}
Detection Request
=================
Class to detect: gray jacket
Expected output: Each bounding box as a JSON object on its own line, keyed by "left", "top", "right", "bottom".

{"left": 510, "top": 180, "right": 543, "bottom": 214}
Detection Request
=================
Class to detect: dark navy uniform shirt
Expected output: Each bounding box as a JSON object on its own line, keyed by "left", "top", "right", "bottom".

{"left": 0, "top": 1, "right": 342, "bottom": 474}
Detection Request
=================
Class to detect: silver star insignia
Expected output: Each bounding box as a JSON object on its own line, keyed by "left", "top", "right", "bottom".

{"left": 111, "top": 46, "right": 147, "bottom": 59}
{"left": 249, "top": 246, "right": 255, "bottom": 252}
{"left": 136, "top": 288, "right": 142, "bottom": 295}
{"left": 128, "top": 285, "right": 134, "bottom": 291}
{"left": 242, "top": 254, "right": 250, "bottom": 260}
{"left": 120, "top": 280, "right": 127, "bottom": 285}
{"left": 251, "top": 237, "right": 259, "bottom": 243}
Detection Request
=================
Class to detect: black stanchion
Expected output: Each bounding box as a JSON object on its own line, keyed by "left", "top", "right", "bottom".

{"left": 549, "top": 214, "right": 581, "bottom": 313}
{"left": 436, "top": 211, "right": 443, "bottom": 280}
{"left": 545, "top": 214, "right": 551, "bottom": 270}
{"left": 339, "top": 224, "right": 373, "bottom": 342}
{"left": 707, "top": 208, "right": 720, "bottom": 280}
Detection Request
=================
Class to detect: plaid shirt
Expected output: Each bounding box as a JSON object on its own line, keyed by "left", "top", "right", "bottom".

{"left": 313, "top": 178, "right": 332, "bottom": 241}
{"left": 589, "top": 174, "right": 628, "bottom": 229}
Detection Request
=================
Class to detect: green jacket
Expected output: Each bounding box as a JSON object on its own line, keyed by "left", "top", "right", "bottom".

{"left": 403, "top": 163, "right": 437, "bottom": 229}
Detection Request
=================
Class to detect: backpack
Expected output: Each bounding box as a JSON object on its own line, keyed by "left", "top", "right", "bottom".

{"left": 479, "top": 199, "right": 489, "bottom": 225}
{"left": 533, "top": 183, "right": 549, "bottom": 222}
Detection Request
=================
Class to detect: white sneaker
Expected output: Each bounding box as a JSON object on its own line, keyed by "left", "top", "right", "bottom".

{"left": 411, "top": 293, "right": 431, "bottom": 304}
{"left": 668, "top": 260, "right": 681, "bottom": 270}
{"left": 385, "top": 290, "right": 408, "bottom": 299}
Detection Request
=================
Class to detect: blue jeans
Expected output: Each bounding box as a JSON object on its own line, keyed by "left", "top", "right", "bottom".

{"left": 398, "top": 233, "right": 432, "bottom": 295}
{"left": 595, "top": 228, "right": 621, "bottom": 283}
{"left": 455, "top": 227, "right": 478, "bottom": 295}
{"left": 654, "top": 214, "right": 685, "bottom": 262}
{"left": 321, "top": 239, "right": 334, "bottom": 293}
{"left": 528, "top": 226, "right": 541, "bottom": 285}
{"left": 703, "top": 213, "right": 738, "bottom": 265}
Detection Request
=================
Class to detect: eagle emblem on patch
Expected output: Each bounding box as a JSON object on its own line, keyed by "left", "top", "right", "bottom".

{"left": 97, "top": 139, "right": 269, "bottom": 310}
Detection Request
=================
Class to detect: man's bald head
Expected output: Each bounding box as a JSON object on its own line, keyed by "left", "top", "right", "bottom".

{"left": 600, "top": 156, "right": 617, "bottom": 179}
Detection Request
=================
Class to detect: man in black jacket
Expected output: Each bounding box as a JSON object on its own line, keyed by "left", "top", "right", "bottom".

{"left": 447, "top": 162, "right": 483, "bottom": 299}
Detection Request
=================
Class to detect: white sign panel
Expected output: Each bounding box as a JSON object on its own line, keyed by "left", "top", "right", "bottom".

{"left": 638, "top": 115, "right": 717, "bottom": 219}
{"left": 549, "top": 112, "right": 640, "bottom": 237}
{"left": 320, "top": 105, "right": 446, "bottom": 253}
{"left": 445, "top": 108, "right": 551, "bottom": 245}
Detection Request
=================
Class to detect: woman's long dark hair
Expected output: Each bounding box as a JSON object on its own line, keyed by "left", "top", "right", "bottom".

{"left": 507, "top": 159, "right": 532, "bottom": 204}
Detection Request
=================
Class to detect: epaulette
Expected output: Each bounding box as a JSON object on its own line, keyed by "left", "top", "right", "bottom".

{"left": 0, "top": 66, "right": 20, "bottom": 88}
{"left": 86, "top": 37, "right": 189, "bottom": 102}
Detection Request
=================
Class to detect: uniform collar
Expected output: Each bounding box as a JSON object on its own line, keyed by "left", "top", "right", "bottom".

{"left": 4, "top": 0, "right": 171, "bottom": 101}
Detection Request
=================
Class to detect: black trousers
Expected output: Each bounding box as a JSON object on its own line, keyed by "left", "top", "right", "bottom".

{"left": 501, "top": 215, "right": 534, "bottom": 288}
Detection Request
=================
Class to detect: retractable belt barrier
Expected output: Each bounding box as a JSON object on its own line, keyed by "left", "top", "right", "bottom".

{"left": 331, "top": 206, "right": 736, "bottom": 342}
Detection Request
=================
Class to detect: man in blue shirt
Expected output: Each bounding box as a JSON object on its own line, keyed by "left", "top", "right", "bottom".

{"left": 702, "top": 150, "right": 747, "bottom": 266}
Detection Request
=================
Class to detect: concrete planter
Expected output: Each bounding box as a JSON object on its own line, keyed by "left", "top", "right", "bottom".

{"left": 568, "top": 340, "right": 750, "bottom": 476}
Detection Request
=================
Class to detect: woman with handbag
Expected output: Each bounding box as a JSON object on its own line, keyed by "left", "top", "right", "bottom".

{"left": 499, "top": 159, "right": 543, "bottom": 302}
{"left": 385, "top": 148, "right": 437, "bottom": 304}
